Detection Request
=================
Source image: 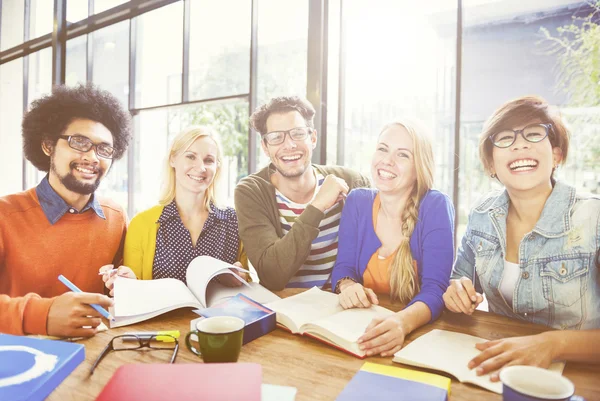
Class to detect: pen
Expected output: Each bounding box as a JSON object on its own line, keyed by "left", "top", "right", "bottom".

{"left": 121, "top": 330, "right": 180, "bottom": 342}
{"left": 98, "top": 268, "right": 118, "bottom": 276}
{"left": 58, "top": 274, "right": 114, "bottom": 321}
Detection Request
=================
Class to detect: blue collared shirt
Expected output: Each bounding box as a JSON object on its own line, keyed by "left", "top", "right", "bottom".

{"left": 35, "top": 175, "right": 106, "bottom": 225}
{"left": 452, "top": 181, "right": 600, "bottom": 330}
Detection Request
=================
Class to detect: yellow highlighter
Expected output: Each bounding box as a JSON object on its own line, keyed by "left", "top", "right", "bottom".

{"left": 121, "top": 330, "right": 181, "bottom": 343}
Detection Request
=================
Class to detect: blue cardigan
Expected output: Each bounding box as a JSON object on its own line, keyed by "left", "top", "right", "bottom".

{"left": 331, "top": 188, "right": 455, "bottom": 321}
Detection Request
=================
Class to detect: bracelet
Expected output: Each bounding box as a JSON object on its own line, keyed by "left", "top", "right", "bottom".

{"left": 334, "top": 277, "right": 357, "bottom": 294}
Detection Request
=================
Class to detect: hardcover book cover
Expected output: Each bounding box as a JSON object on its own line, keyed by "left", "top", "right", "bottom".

{"left": 0, "top": 334, "right": 85, "bottom": 401}
{"left": 336, "top": 362, "right": 450, "bottom": 401}
{"left": 195, "top": 293, "right": 276, "bottom": 344}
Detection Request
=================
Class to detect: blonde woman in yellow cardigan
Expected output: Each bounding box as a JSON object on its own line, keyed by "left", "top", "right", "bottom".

{"left": 101, "top": 126, "right": 248, "bottom": 295}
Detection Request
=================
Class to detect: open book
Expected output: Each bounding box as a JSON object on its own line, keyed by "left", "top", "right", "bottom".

{"left": 110, "top": 256, "right": 280, "bottom": 328}
{"left": 393, "top": 329, "right": 565, "bottom": 394}
{"left": 265, "top": 287, "right": 393, "bottom": 358}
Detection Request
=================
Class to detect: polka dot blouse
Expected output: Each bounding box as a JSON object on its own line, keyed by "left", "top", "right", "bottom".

{"left": 152, "top": 200, "right": 241, "bottom": 284}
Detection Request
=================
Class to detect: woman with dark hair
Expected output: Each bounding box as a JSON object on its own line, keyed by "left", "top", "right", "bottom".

{"left": 443, "top": 96, "right": 600, "bottom": 380}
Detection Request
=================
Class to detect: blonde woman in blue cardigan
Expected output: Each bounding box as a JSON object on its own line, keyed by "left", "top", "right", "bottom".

{"left": 101, "top": 126, "right": 248, "bottom": 294}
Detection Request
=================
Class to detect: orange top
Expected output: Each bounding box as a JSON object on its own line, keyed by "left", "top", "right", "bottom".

{"left": 0, "top": 188, "right": 127, "bottom": 335}
{"left": 363, "top": 194, "right": 395, "bottom": 294}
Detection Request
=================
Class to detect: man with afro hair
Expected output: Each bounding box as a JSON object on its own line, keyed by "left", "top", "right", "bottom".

{"left": 0, "top": 84, "right": 131, "bottom": 337}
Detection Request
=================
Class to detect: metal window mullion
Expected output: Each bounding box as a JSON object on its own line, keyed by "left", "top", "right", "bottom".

{"left": 336, "top": 0, "right": 345, "bottom": 166}
{"left": 182, "top": 0, "right": 190, "bottom": 102}
{"left": 52, "top": 0, "right": 67, "bottom": 86}
{"left": 22, "top": 0, "right": 31, "bottom": 190}
{"left": 87, "top": 0, "right": 94, "bottom": 81}
{"left": 127, "top": 15, "right": 137, "bottom": 217}
{"left": 248, "top": 0, "right": 258, "bottom": 174}
{"left": 452, "top": 0, "right": 463, "bottom": 243}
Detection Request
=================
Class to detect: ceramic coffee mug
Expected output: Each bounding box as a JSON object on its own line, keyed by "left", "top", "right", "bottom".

{"left": 500, "top": 366, "right": 585, "bottom": 401}
{"left": 185, "top": 316, "right": 244, "bottom": 363}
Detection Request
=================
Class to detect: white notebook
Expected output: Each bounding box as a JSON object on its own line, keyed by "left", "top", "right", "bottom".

{"left": 393, "top": 329, "right": 565, "bottom": 394}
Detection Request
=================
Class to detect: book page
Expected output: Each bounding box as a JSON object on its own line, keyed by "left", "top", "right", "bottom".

{"left": 305, "top": 305, "right": 394, "bottom": 344}
{"left": 186, "top": 255, "right": 250, "bottom": 307}
{"left": 393, "top": 329, "right": 565, "bottom": 394}
{"left": 205, "top": 281, "right": 281, "bottom": 307}
{"left": 265, "top": 287, "right": 342, "bottom": 332}
{"left": 113, "top": 276, "right": 200, "bottom": 317}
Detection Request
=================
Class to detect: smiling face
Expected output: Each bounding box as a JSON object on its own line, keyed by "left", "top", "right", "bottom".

{"left": 45, "top": 118, "right": 113, "bottom": 195}
{"left": 491, "top": 120, "right": 562, "bottom": 192}
{"left": 371, "top": 125, "right": 417, "bottom": 195}
{"left": 170, "top": 136, "right": 219, "bottom": 196}
{"left": 261, "top": 110, "right": 317, "bottom": 179}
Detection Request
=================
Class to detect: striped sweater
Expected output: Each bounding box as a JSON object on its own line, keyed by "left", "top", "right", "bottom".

{"left": 276, "top": 173, "right": 342, "bottom": 288}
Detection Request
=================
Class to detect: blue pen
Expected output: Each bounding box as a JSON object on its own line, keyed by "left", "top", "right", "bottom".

{"left": 58, "top": 274, "right": 114, "bottom": 321}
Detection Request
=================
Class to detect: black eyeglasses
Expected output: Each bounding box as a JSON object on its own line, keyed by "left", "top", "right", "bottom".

{"left": 90, "top": 334, "right": 179, "bottom": 374}
{"left": 59, "top": 135, "right": 115, "bottom": 159}
{"left": 262, "top": 127, "right": 313, "bottom": 146}
{"left": 489, "top": 123, "right": 552, "bottom": 148}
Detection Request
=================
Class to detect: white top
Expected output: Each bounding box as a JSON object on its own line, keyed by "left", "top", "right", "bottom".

{"left": 500, "top": 260, "right": 520, "bottom": 308}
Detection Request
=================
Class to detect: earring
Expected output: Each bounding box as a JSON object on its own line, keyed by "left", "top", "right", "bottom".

{"left": 491, "top": 173, "right": 497, "bottom": 179}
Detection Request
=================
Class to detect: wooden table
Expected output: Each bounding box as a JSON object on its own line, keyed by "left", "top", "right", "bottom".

{"left": 48, "top": 289, "right": 600, "bottom": 401}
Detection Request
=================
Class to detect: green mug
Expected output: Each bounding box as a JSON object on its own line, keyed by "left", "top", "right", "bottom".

{"left": 185, "top": 316, "right": 244, "bottom": 363}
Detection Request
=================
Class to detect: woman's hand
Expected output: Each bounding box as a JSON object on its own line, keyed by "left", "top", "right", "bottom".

{"left": 215, "top": 262, "right": 249, "bottom": 287}
{"left": 357, "top": 315, "right": 407, "bottom": 357}
{"left": 468, "top": 333, "right": 558, "bottom": 381}
{"left": 338, "top": 282, "right": 379, "bottom": 309}
{"left": 443, "top": 277, "right": 484, "bottom": 315}
{"left": 99, "top": 264, "right": 137, "bottom": 296}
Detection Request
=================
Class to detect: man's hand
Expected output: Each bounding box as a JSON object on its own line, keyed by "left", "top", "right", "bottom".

{"left": 338, "top": 282, "right": 379, "bottom": 309}
{"left": 443, "top": 277, "right": 484, "bottom": 315}
{"left": 311, "top": 175, "right": 349, "bottom": 212}
{"left": 468, "top": 333, "right": 558, "bottom": 381}
{"left": 215, "top": 262, "right": 249, "bottom": 287}
{"left": 47, "top": 292, "right": 113, "bottom": 337}
{"left": 99, "top": 264, "right": 137, "bottom": 296}
{"left": 358, "top": 315, "right": 407, "bottom": 357}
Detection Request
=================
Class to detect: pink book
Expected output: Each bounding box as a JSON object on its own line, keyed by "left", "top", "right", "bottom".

{"left": 95, "top": 363, "right": 262, "bottom": 401}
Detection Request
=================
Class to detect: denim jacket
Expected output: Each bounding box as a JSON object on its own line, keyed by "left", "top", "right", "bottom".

{"left": 452, "top": 181, "right": 600, "bottom": 330}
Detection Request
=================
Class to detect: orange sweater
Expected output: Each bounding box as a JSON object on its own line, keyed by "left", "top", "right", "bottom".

{"left": 0, "top": 188, "right": 127, "bottom": 335}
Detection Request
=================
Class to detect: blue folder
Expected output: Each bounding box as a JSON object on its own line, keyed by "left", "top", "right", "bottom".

{"left": 0, "top": 334, "right": 85, "bottom": 401}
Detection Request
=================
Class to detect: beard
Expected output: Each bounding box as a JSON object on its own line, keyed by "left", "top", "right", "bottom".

{"left": 271, "top": 153, "right": 311, "bottom": 179}
{"left": 50, "top": 158, "right": 106, "bottom": 195}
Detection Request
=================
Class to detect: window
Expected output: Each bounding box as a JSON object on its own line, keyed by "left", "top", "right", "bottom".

{"left": 133, "top": 99, "right": 249, "bottom": 214}
{"left": 92, "top": 21, "right": 129, "bottom": 106}
{"left": 67, "top": 0, "right": 88, "bottom": 24}
{"left": 66, "top": 35, "right": 87, "bottom": 86}
{"left": 255, "top": 0, "right": 309, "bottom": 168}
{"left": 1, "top": 1, "right": 25, "bottom": 51}
{"left": 29, "top": 0, "right": 54, "bottom": 40}
{"left": 458, "top": 0, "right": 596, "bottom": 238}
{"left": 327, "top": 0, "right": 457, "bottom": 197}
{"left": 0, "top": 60, "right": 24, "bottom": 196}
{"left": 189, "top": 0, "right": 251, "bottom": 101}
{"left": 134, "top": 2, "right": 183, "bottom": 108}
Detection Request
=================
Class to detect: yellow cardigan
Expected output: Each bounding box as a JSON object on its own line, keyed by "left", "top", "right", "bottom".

{"left": 124, "top": 204, "right": 248, "bottom": 280}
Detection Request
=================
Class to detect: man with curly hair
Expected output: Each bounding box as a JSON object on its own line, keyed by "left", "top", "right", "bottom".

{"left": 0, "top": 84, "right": 132, "bottom": 337}
{"left": 235, "top": 96, "right": 370, "bottom": 291}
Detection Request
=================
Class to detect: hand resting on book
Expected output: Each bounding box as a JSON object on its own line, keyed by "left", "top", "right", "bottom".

{"left": 100, "top": 264, "right": 137, "bottom": 296}
{"left": 338, "top": 281, "right": 379, "bottom": 309}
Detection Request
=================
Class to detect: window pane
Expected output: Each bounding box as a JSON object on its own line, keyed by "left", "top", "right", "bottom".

{"left": 1, "top": 1, "right": 25, "bottom": 51}
{"left": 134, "top": 99, "right": 249, "bottom": 215}
{"left": 28, "top": 48, "right": 53, "bottom": 101}
{"left": 327, "top": 0, "right": 456, "bottom": 197}
{"left": 257, "top": 0, "right": 308, "bottom": 106}
{"left": 189, "top": 0, "right": 251, "bottom": 100}
{"left": 0, "top": 59, "right": 24, "bottom": 195}
{"left": 256, "top": 0, "right": 309, "bottom": 169}
{"left": 92, "top": 21, "right": 129, "bottom": 106}
{"left": 135, "top": 2, "right": 183, "bottom": 108}
{"left": 458, "top": 0, "right": 595, "bottom": 238}
{"left": 66, "top": 35, "right": 87, "bottom": 86}
{"left": 67, "top": 0, "right": 88, "bottom": 24}
{"left": 94, "top": 0, "right": 128, "bottom": 14}
{"left": 29, "top": 0, "right": 53, "bottom": 40}
{"left": 92, "top": 21, "right": 131, "bottom": 212}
